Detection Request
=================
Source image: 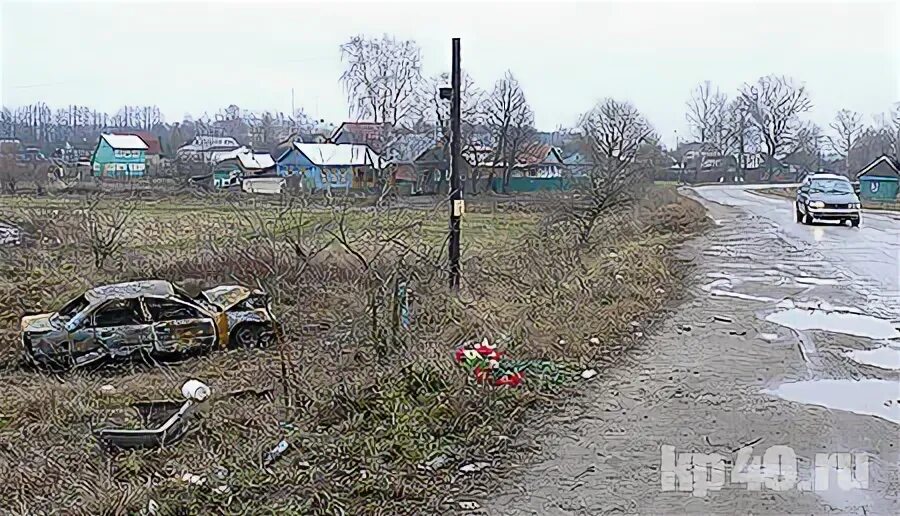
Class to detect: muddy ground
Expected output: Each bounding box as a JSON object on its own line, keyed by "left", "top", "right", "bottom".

{"left": 482, "top": 186, "right": 900, "bottom": 515}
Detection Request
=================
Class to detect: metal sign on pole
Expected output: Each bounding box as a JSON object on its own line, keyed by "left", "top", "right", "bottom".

{"left": 449, "top": 38, "right": 463, "bottom": 291}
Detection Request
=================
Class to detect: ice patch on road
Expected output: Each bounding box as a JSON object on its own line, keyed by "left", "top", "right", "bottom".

{"left": 709, "top": 290, "right": 776, "bottom": 303}
{"left": 763, "top": 379, "right": 900, "bottom": 425}
{"left": 794, "top": 277, "right": 839, "bottom": 286}
{"left": 775, "top": 299, "right": 864, "bottom": 314}
{"left": 844, "top": 346, "right": 900, "bottom": 371}
{"left": 765, "top": 308, "right": 900, "bottom": 340}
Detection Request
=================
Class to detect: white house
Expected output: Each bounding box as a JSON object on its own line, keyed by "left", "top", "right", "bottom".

{"left": 176, "top": 136, "right": 244, "bottom": 164}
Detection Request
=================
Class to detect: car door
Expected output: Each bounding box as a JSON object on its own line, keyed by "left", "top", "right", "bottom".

{"left": 144, "top": 296, "right": 217, "bottom": 353}
{"left": 87, "top": 298, "right": 155, "bottom": 359}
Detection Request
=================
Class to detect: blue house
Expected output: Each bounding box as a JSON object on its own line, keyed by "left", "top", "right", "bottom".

{"left": 856, "top": 155, "right": 900, "bottom": 202}
{"left": 275, "top": 142, "right": 382, "bottom": 192}
{"left": 91, "top": 134, "right": 148, "bottom": 177}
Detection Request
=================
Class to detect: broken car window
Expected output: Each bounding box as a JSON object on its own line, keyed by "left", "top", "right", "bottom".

{"left": 93, "top": 299, "right": 145, "bottom": 327}
{"left": 145, "top": 298, "right": 202, "bottom": 322}
{"left": 57, "top": 295, "right": 89, "bottom": 319}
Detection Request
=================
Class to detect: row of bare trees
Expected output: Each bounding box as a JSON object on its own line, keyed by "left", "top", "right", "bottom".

{"left": 685, "top": 76, "right": 900, "bottom": 179}
{"left": 340, "top": 35, "right": 546, "bottom": 194}
{"left": 0, "top": 102, "right": 324, "bottom": 158}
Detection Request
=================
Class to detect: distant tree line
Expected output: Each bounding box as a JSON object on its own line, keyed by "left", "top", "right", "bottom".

{"left": 0, "top": 103, "right": 325, "bottom": 157}
{"left": 683, "top": 76, "right": 900, "bottom": 179}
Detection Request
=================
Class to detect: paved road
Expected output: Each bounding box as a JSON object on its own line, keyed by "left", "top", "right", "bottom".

{"left": 482, "top": 186, "right": 899, "bottom": 515}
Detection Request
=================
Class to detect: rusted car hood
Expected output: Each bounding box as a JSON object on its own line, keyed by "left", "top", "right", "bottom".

{"left": 21, "top": 313, "right": 56, "bottom": 333}
{"left": 201, "top": 285, "right": 255, "bottom": 311}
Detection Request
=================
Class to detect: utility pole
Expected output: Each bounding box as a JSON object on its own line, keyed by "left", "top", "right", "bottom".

{"left": 448, "top": 38, "right": 462, "bottom": 291}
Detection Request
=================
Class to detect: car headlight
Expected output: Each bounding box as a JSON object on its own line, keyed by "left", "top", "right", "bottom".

{"left": 808, "top": 201, "right": 825, "bottom": 209}
{"left": 850, "top": 203, "right": 861, "bottom": 209}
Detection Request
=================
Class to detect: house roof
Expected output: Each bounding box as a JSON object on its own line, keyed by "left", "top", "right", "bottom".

{"left": 179, "top": 136, "right": 242, "bottom": 152}
{"left": 112, "top": 131, "right": 162, "bottom": 155}
{"left": 330, "top": 122, "right": 391, "bottom": 151}
{"left": 101, "top": 133, "right": 149, "bottom": 150}
{"left": 857, "top": 155, "right": 900, "bottom": 179}
{"left": 383, "top": 133, "right": 441, "bottom": 163}
{"left": 518, "top": 144, "right": 563, "bottom": 166}
{"left": 331, "top": 122, "right": 390, "bottom": 140}
{"left": 237, "top": 151, "right": 275, "bottom": 170}
{"left": 291, "top": 143, "right": 381, "bottom": 167}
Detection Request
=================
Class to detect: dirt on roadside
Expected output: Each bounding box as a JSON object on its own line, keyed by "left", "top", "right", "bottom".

{"left": 481, "top": 195, "right": 900, "bottom": 515}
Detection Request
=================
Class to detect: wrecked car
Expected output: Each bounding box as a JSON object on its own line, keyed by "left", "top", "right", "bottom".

{"left": 21, "top": 280, "right": 275, "bottom": 369}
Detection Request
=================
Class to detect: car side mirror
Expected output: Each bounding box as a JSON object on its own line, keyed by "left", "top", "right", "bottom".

{"left": 852, "top": 182, "right": 860, "bottom": 195}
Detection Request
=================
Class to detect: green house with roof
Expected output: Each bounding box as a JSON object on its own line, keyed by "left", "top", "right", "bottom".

{"left": 91, "top": 133, "right": 148, "bottom": 178}
{"left": 856, "top": 155, "right": 900, "bottom": 202}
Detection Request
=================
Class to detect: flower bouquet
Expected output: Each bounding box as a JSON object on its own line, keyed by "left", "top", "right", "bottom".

{"left": 454, "top": 338, "right": 525, "bottom": 387}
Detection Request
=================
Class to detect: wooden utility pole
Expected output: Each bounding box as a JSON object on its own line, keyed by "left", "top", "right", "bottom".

{"left": 448, "top": 38, "right": 462, "bottom": 291}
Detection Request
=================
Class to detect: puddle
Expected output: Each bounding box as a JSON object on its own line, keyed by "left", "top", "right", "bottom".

{"left": 795, "top": 277, "right": 840, "bottom": 286}
{"left": 776, "top": 299, "right": 864, "bottom": 314}
{"left": 766, "top": 308, "right": 899, "bottom": 340}
{"left": 709, "top": 290, "right": 776, "bottom": 303}
{"left": 844, "top": 346, "right": 900, "bottom": 371}
{"left": 701, "top": 279, "right": 731, "bottom": 291}
{"left": 763, "top": 379, "right": 900, "bottom": 425}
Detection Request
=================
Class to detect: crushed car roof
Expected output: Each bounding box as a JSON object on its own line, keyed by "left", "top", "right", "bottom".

{"left": 84, "top": 280, "right": 175, "bottom": 303}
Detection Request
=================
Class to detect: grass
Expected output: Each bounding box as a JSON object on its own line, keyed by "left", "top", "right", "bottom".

{"left": 0, "top": 187, "right": 708, "bottom": 514}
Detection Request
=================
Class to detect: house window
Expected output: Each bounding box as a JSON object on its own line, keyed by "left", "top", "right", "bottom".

{"left": 93, "top": 163, "right": 100, "bottom": 172}
{"left": 116, "top": 164, "right": 127, "bottom": 171}
{"left": 114, "top": 149, "right": 124, "bottom": 158}
{"left": 131, "top": 163, "right": 145, "bottom": 172}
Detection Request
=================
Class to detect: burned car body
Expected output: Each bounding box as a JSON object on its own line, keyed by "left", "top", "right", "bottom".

{"left": 21, "top": 280, "right": 275, "bottom": 369}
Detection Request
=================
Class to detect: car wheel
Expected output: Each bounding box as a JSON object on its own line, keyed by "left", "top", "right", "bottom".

{"left": 794, "top": 203, "right": 803, "bottom": 223}
{"left": 802, "top": 212, "right": 813, "bottom": 225}
{"left": 851, "top": 218, "right": 860, "bottom": 228}
{"left": 232, "top": 324, "right": 266, "bottom": 348}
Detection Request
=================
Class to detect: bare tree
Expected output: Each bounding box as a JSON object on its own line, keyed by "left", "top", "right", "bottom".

{"left": 78, "top": 196, "right": 137, "bottom": 270}
{"left": 786, "top": 121, "right": 824, "bottom": 178}
{"left": 740, "top": 75, "right": 812, "bottom": 179}
{"left": 890, "top": 103, "right": 900, "bottom": 163}
{"left": 483, "top": 71, "right": 540, "bottom": 193}
{"left": 685, "top": 81, "right": 727, "bottom": 181}
{"left": 722, "top": 97, "right": 760, "bottom": 180}
{"left": 828, "top": 109, "right": 864, "bottom": 174}
{"left": 340, "top": 35, "right": 423, "bottom": 128}
{"left": 568, "top": 98, "right": 657, "bottom": 243}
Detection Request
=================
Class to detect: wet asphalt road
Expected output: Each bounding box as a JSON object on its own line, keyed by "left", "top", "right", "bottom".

{"left": 481, "top": 185, "right": 900, "bottom": 515}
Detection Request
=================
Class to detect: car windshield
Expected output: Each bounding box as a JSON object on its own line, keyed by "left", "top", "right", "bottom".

{"left": 809, "top": 179, "right": 852, "bottom": 194}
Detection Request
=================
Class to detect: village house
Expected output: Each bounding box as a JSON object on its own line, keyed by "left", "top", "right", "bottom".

{"left": 856, "top": 155, "right": 900, "bottom": 201}
{"left": 330, "top": 122, "right": 393, "bottom": 153}
{"left": 382, "top": 133, "right": 446, "bottom": 194}
{"left": 211, "top": 149, "right": 276, "bottom": 189}
{"left": 90, "top": 133, "right": 148, "bottom": 178}
{"left": 128, "top": 131, "right": 164, "bottom": 169}
{"left": 275, "top": 142, "right": 382, "bottom": 192}
{"left": 475, "top": 144, "right": 568, "bottom": 192}
{"left": 176, "top": 136, "right": 244, "bottom": 164}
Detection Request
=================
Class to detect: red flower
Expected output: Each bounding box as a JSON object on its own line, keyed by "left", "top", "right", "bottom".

{"left": 494, "top": 372, "right": 524, "bottom": 387}
{"left": 454, "top": 348, "right": 466, "bottom": 363}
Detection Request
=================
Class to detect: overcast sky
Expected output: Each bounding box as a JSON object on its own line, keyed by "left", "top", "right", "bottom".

{"left": 1, "top": 0, "right": 897, "bottom": 147}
